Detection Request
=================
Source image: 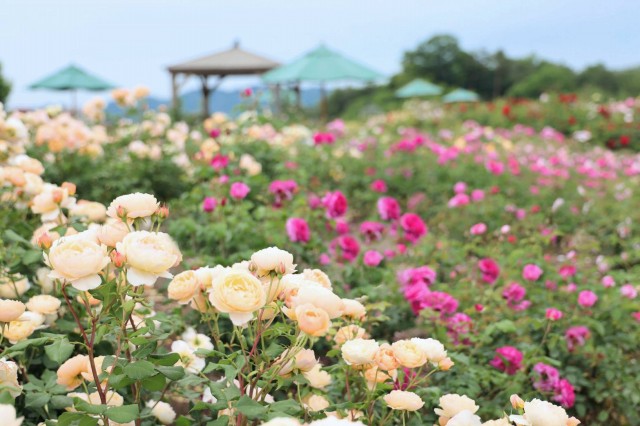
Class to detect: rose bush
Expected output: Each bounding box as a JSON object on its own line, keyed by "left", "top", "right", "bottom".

{"left": 0, "top": 92, "right": 639, "bottom": 425}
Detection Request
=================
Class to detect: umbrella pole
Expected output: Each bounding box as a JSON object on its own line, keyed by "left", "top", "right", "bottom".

{"left": 71, "top": 89, "right": 78, "bottom": 116}
{"left": 320, "top": 83, "right": 328, "bottom": 122}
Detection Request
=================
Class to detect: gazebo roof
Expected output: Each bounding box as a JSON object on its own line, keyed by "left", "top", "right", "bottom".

{"left": 167, "top": 44, "right": 280, "bottom": 76}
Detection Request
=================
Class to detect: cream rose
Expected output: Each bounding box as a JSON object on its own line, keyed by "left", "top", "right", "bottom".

{"left": 384, "top": 390, "right": 425, "bottom": 411}
{"left": 303, "top": 394, "right": 329, "bottom": 412}
{"left": 334, "top": 325, "right": 367, "bottom": 346}
{"left": 0, "top": 299, "right": 26, "bottom": 322}
{"left": 0, "top": 359, "right": 22, "bottom": 397}
{"left": 292, "top": 285, "right": 344, "bottom": 319}
{"left": 25, "top": 295, "right": 61, "bottom": 315}
{"left": 261, "top": 418, "right": 301, "bottom": 426}
{"left": 391, "top": 340, "right": 427, "bottom": 368}
{"left": 209, "top": 269, "right": 266, "bottom": 326}
{"left": 342, "top": 298, "right": 366, "bottom": 319}
{"left": 168, "top": 271, "right": 199, "bottom": 304}
{"left": 89, "top": 390, "right": 124, "bottom": 407}
{"left": 117, "top": 231, "right": 181, "bottom": 286}
{"left": 411, "top": 337, "right": 447, "bottom": 363}
{"left": 250, "top": 247, "right": 296, "bottom": 277}
{"left": 303, "top": 364, "right": 332, "bottom": 390}
{"left": 46, "top": 236, "right": 110, "bottom": 291}
{"left": 302, "top": 268, "right": 332, "bottom": 289}
{"left": 434, "top": 394, "right": 479, "bottom": 422}
{"left": 107, "top": 193, "right": 159, "bottom": 221}
{"left": 98, "top": 219, "right": 129, "bottom": 247}
{"left": 70, "top": 201, "right": 107, "bottom": 222}
{"left": 341, "top": 338, "right": 379, "bottom": 366}
{"left": 295, "top": 303, "right": 331, "bottom": 337}
{"left": 0, "top": 275, "right": 31, "bottom": 298}
{"left": 374, "top": 343, "right": 400, "bottom": 371}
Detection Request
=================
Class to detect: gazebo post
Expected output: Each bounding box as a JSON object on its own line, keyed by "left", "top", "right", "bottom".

{"left": 171, "top": 72, "right": 179, "bottom": 114}
{"left": 201, "top": 75, "right": 210, "bottom": 118}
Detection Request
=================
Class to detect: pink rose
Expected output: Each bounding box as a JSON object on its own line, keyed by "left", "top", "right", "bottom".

{"left": 577, "top": 290, "right": 597, "bottom": 307}
{"left": 229, "top": 182, "right": 250, "bottom": 199}
{"left": 470, "top": 223, "right": 487, "bottom": 235}
{"left": 522, "top": 264, "right": 543, "bottom": 281}
{"left": 363, "top": 250, "right": 384, "bottom": 267}
{"left": 202, "top": 197, "right": 217, "bottom": 212}
{"left": 286, "top": 218, "right": 310, "bottom": 243}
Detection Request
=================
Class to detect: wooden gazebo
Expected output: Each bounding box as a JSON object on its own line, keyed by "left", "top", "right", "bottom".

{"left": 167, "top": 42, "right": 280, "bottom": 117}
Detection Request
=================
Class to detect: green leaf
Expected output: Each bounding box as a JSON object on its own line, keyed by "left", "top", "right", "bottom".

{"left": 105, "top": 404, "right": 139, "bottom": 423}
{"left": 235, "top": 395, "right": 267, "bottom": 419}
{"left": 45, "top": 338, "right": 75, "bottom": 364}
{"left": 156, "top": 365, "right": 185, "bottom": 381}
{"left": 1, "top": 337, "right": 51, "bottom": 355}
{"left": 25, "top": 392, "right": 50, "bottom": 408}
{"left": 141, "top": 373, "right": 166, "bottom": 391}
{"left": 207, "top": 416, "right": 230, "bottom": 426}
{"left": 148, "top": 352, "right": 180, "bottom": 366}
{"left": 57, "top": 412, "right": 99, "bottom": 426}
{"left": 269, "top": 399, "right": 302, "bottom": 416}
{"left": 123, "top": 360, "right": 156, "bottom": 380}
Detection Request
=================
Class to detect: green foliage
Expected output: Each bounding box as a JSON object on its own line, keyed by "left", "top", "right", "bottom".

{"left": 0, "top": 62, "right": 10, "bottom": 104}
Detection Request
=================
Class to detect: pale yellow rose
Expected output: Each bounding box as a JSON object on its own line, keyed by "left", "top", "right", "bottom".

{"left": 341, "top": 338, "right": 379, "bottom": 366}
{"left": 391, "top": 340, "right": 427, "bottom": 368}
{"left": 209, "top": 269, "right": 266, "bottom": 326}
{"left": 4, "top": 317, "right": 36, "bottom": 343}
{"left": 46, "top": 236, "right": 110, "bottom": 291}
{"left": 106, "top": 193, "right": 159, "bottom": 221}
{"left": 0, "top": 404, "right": 23, "bottom": 426}
{"left": 117, "top": 231, "right": 181, "bottom": 286}
{"left": 168, "top": 271, "right": 199, "bottom": 304}
{"left": 384, "top": 390, "right": 424, "bottom": 411}
{"left": 0, "top": 299, "right": 26, "bottom": 322}
{"left": 25, "top": 295, "right": 60, "bottom": 315}
{"left": 522, "top": 399, "right": 569, "bottom": 426}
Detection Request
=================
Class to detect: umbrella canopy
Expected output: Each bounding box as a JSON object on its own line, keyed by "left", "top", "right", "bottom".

{"left": 395, "top": 78, "right": 442, "bottom": 98}
{"left": 263, "top": 44, "right": 383, "bottom": 84}
{"left": 30, "top": 65, "right": 114, "bottom": 91}
{"left": 443, "top": 88, "right": 480, "bottom": 103}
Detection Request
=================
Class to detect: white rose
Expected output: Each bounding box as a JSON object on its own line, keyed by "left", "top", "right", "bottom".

{"left": 435, "top": 394, "right": 479, "bottom": 421}
{"left": 107, "top": 193, "right": 159, "bottom": 221}
{"left": 341, "top": 339, "right": 379, "bottom": 366}
{"left": 0, "top": 404, "right": 23, "bottom": 426}
{"left": 261, "top": 418, "right": 301, "bottom": 426}
{"left": 520, "top": 399, "right": 569, "bottom": 426}
{"left": 98, "top": 219, "right": 129, "bottom": 247}
{"left": 46, "top": 236, "right": 110, "bottom": 291}
{"left": 146, "top": 400, "right": 176, "bottom": 425}
{"left": 0, "top": 275, "right": 31, "bottom": 298}
{"left": 410, "top": 337, "right": 447, "bottom": 363}
{"left": 117, "top": 231, "right": 181, "bottom": 286}
{"left": 447, "top": 410, "right": 482, "bottom": 426}
{"left": 70, "top": 201, "right": 107, "bottom": 222}
{"left": 303, "top": 364, "right": 332, "bottom": 390}
{"left": 251, "top": 247, "right": 296, "bottom": 277}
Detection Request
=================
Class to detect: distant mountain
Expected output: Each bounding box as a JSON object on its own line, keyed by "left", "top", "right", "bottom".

{"left": 105, "top": 87, "right": 323, "bottom": 116}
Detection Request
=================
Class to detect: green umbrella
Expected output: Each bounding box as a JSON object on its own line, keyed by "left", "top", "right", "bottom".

{"left": 263, "top": 44, "right": 382, "bottom": 118}
{"left": 395, "top": 78, "right": 442, "bottom": 98}
{"left": 443, "top": 88, "right": 480, "bottom": 103}
{"left": 30, "top": 64, "right": 114, "bottom": 112}
{"left": 263, "top": 44, "right": 383, "bottom": 84}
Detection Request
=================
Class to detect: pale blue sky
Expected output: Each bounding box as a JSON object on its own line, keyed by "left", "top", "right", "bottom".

{"left": 2, "top": 0, "right": 638, "bottom": 108}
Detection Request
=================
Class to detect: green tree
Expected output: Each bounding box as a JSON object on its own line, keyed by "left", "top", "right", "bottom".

{"left": 507, "top": 62, "right": 577, "bottom": 97}
{"left": 578, "top": 64, "right": 619, "bottom": 94}
{"left": 0, "top": 62, "right": 11, "bottom": 104}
